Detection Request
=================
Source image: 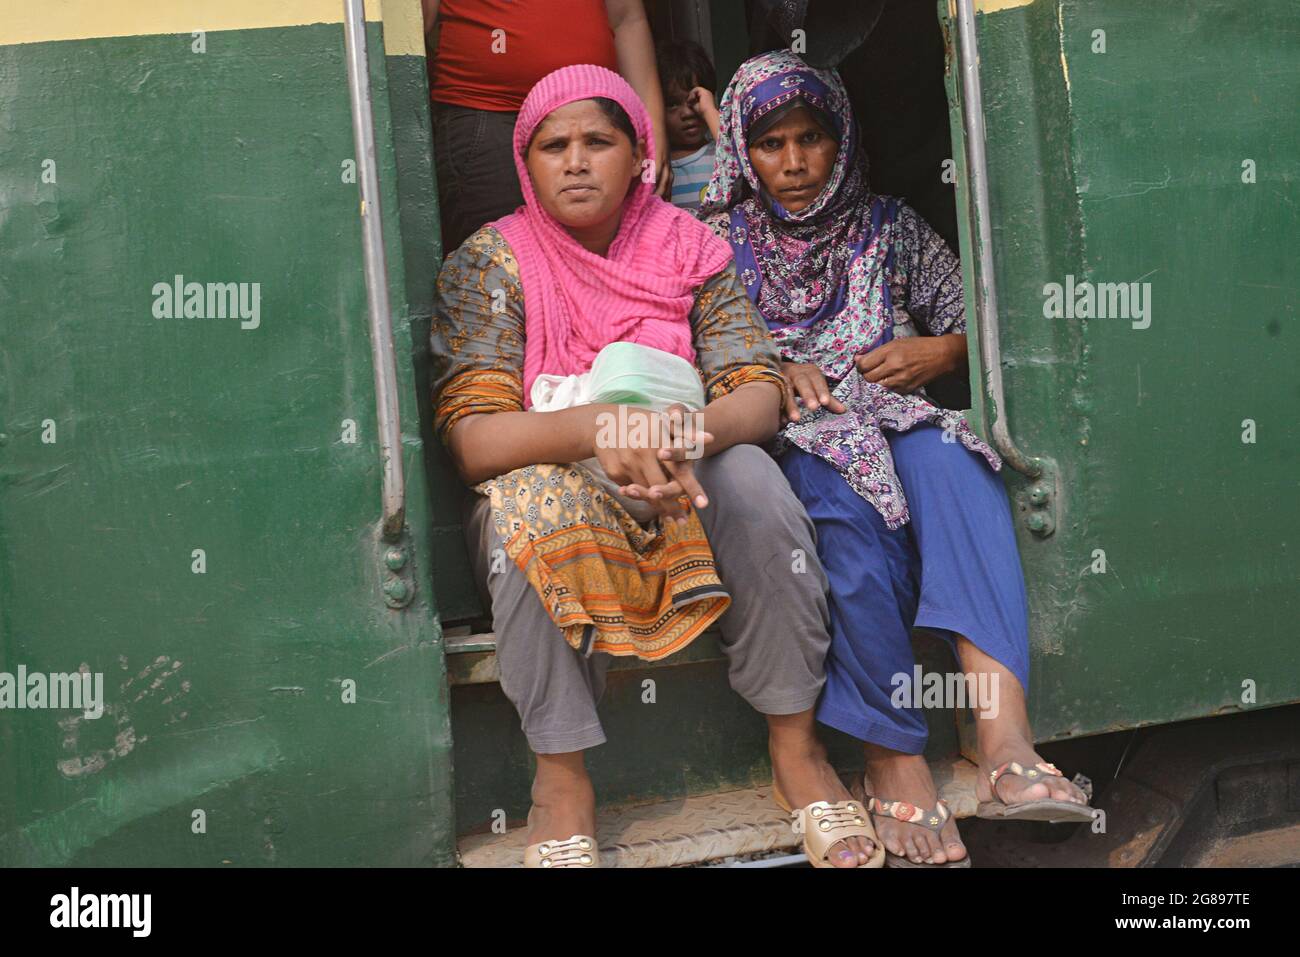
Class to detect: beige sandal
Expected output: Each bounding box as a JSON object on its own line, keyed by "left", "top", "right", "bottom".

{"left": 523, "top": 833, "right": 601, "bottom": 868}
{"left": 772, "top": 784, "right": 885, "bottom": 868}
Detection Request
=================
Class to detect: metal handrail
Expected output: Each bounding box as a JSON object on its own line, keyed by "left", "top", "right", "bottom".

{"left": 343, "top": 0, "right": 406, "bottom": 538}
{"left": 954, "top": 0, "right": 1043, "bottom": 478}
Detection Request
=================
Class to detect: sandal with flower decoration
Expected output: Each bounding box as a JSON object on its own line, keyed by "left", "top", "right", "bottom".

{"left": 866, "top": 794, "right": 971, "bottom": 868}
{"left": 523, "top": 834, "right": 601, "bottom": 868}
{"left": 772, "top": 783, "right": 885, "bottom": 868}
{"left": 975, "top": 760, "right": 1095, "bottom": 823}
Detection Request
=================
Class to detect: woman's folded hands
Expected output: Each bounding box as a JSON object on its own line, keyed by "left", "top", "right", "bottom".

{"left": 453, "top": 382, "right": 784, "bottom": 525}
{"left": 595, "top": 405, "right": 714, "bottom": 525}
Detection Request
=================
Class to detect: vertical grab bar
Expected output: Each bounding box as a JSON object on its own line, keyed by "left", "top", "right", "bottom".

{"left": 342, "top": 0, "right": 407, "bottom": 538}
{"left": 954, "top": 0, "right": 1043, "bottom": 478}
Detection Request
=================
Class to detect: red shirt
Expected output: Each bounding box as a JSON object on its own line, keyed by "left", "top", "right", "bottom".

{"left": 430, "top": 0, "right": 620, "bottom": 112}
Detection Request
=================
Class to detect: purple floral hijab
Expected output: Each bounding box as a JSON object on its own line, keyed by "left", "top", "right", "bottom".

{"left": 699, "top": 51, "right": 894, "bottom": 353}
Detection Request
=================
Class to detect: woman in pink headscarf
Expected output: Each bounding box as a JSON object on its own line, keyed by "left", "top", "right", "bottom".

{"left": 431, "top": 64, "right": 886, "bottom": 868}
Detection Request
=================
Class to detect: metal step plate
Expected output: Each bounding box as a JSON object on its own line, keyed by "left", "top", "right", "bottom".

{"left": 458, "top": 759, "right": 982, "bottom": 868}
{"left": 459, "top": 784, "right": 798, "bottom": 868}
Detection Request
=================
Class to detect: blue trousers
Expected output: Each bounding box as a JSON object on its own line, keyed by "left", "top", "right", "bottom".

{"left": 778, "top": 425, "right": 1030, "bottom": 754}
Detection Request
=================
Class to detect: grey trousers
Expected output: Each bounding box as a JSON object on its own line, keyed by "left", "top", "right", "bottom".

{"left": 464, "top": 444, "right": 833, "bottom": 754}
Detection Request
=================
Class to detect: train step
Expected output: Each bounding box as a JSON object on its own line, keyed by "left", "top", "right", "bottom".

{"left": 459, "top": 783, "right": 799, "bottom": 867}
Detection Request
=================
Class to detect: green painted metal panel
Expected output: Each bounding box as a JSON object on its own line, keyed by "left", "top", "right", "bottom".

{"left": 942, "top": 0, "right": 1299, "bottom": 741}
{"left": 0, "top": 24, "right": 455, "bottom": 865}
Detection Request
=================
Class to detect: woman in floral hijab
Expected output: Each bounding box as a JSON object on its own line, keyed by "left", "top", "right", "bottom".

{"left": 702, "top": 51, "right": 1094, "bottom": 867}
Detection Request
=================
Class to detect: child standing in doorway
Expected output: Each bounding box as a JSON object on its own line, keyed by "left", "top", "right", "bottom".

{"left": 657, "top": 39, "right": 721, "bottom": 215}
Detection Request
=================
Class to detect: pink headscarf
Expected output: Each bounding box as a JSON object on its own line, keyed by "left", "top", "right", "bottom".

{"left": 490, "top": 64, "right": 733, "bottom": 408}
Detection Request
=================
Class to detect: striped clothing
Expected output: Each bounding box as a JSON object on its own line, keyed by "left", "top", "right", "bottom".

{"left": 670, "top": 143, "right": 717, "bottom": 214}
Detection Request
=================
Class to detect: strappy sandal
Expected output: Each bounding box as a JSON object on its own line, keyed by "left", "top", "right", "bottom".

{"left": 772, "top": 784, "right": 885, "bottom": 868}
{"left": 975, "top": 760, "right": 1095, "bottom": 823}
{"left": 523, "top": 834, "right": 601, "bottom": 868}
{"left": 866, "top": 794, "right": 971, "bottom": 868}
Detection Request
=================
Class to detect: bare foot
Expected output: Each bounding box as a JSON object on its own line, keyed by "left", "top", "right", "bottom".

{"left": 526, "top": 752, "right": 597, "bottom": 847}
{"left": 864, "top": 747, "right": 967, "bottom": 865}
{"left": 768, "top": 712, "right": 877, "bottom": 868}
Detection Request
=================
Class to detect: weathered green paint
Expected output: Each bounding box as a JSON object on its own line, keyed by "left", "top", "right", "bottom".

{"left": 943, "top": 0, "right": 1299, "bottom": 742}
{"left": 0, "top": 23, "right": 455, "bottom": 865}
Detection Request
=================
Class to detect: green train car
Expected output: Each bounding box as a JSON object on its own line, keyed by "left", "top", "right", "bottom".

{"left": 1, "top": 0, "right": 1295, "bottom": 868}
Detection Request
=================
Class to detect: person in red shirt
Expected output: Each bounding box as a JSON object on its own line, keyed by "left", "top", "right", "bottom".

{"left": 423, "top": 0, "right": 672, "bottom": 254}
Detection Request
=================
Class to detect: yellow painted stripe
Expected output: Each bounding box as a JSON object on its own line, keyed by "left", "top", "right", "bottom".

{"left": 381, "top": 0, "right": 425, "bottom": 57}
{"left": 977, "top": 0, "right": 1035, "bottom": 11}
{"left": 947, "top": 0, "right": 1036, "bottom": 19}
{"left": 0, "top": 0, "right": 425, "bottom": 55}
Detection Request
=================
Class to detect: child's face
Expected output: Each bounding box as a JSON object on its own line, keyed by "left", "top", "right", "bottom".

{"left": 664, "top": 82, "right": 707, "bottom": 151}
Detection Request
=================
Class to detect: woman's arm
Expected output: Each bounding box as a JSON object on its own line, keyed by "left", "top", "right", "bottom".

{"left": 447, "top": 404, "right": 611, "bottom": 485}
{"left": 685, "top": 266, "right": 789, "bottom": 444}
{"left": 422, "top": 0, "right": 439, "bottom": 38}
{"left": 693, "top": 379, "right": 782, "bottom": 453}
{"left": 446, "top": 370, "right": 779, "bottom": 508}
{"left": 690, "top": 266, "right": 791, "bottom": 419}
{"left": 432, "top": 232, "right": 622, "bottom": 484}
{"left": 624, "top": 380, "right": 780, "bottom": 512}
{"left": 454, "top": 403, "right": 719, "bottom": 519}
{"left": 605, "top": 0, "right": 672, "bottom": 198}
